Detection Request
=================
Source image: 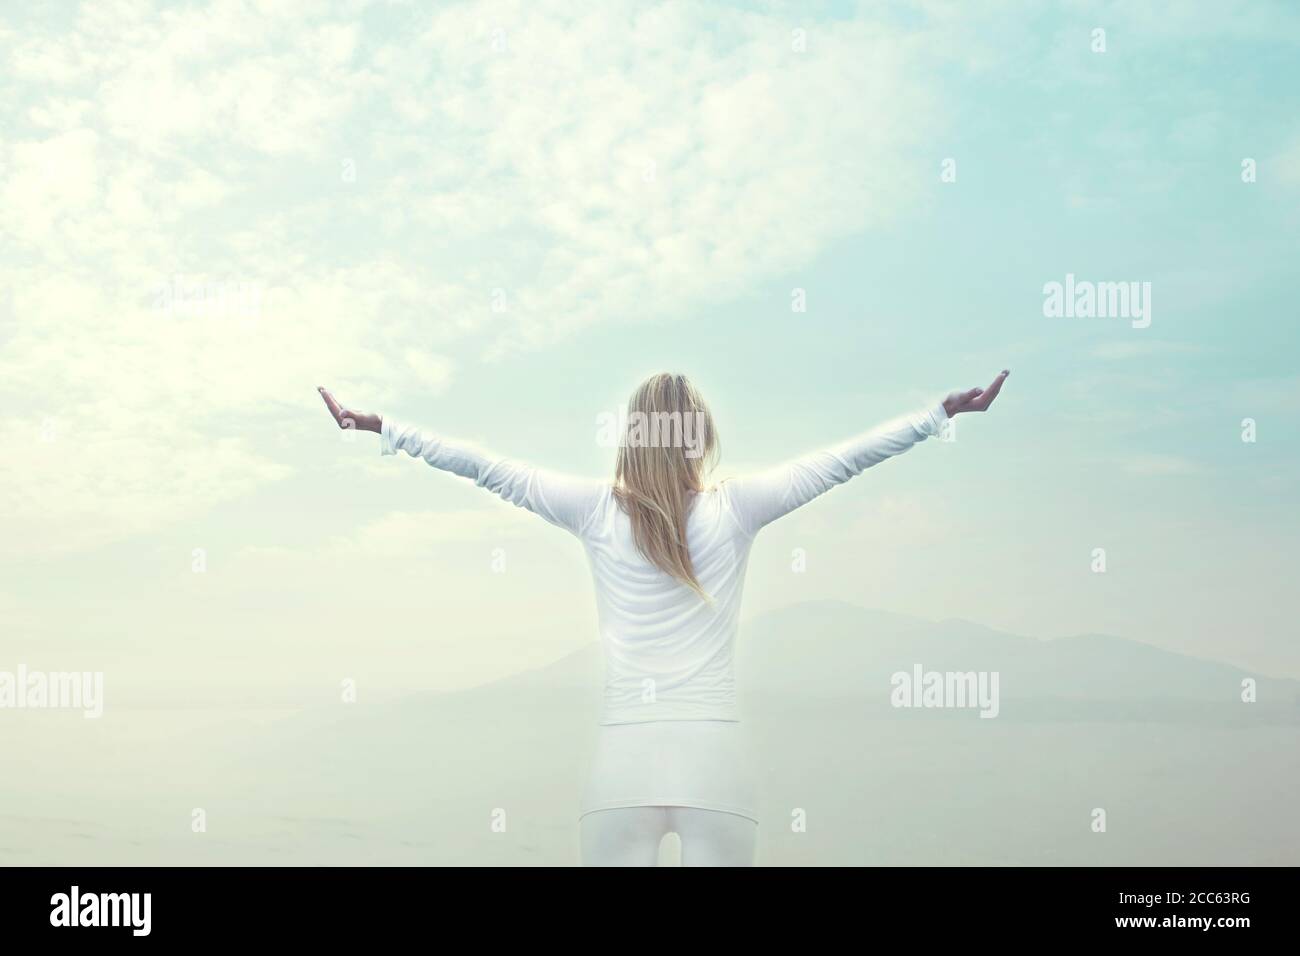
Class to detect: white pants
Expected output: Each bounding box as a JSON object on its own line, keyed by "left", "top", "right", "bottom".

{"left": 580, "top": 806, "right": 757, "bottom": 867}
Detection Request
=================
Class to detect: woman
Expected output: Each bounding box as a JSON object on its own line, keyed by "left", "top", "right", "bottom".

{"left": 318, "top": 369, "right": 1009, "bottom": 866}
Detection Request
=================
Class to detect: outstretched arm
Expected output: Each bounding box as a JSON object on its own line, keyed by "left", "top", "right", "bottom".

{"left": 721, "top": 370, "right": 1009, "bottom": 536}
{"left": 318, "top": 387, "right": 607, "bottom": 537}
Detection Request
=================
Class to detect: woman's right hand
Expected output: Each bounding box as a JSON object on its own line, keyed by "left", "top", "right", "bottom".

{"left": 318, "top": 386, "right": 382, "bottom": 433}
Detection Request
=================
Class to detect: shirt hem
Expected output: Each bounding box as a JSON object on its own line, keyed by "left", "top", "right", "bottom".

{"left": 578, "top": 799, "right": 759, "bottom": 824}
{"left": 598, "top": 714, "right": 741, "bottom": 726}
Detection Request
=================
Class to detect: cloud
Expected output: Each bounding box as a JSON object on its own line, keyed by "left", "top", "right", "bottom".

{"left": 0, "top": 0, "right": 965, "bottom": 554}
{"left": 375, "top": 2, "right": 952, "bottom": 354}
{"left": 344, "top": 508, "right": 533, "bottom": 555}
{"left": 232, "top": 508, "right": 535, "bottom": 572}
{"left": 403, "top": 350, "right": 454, "bottom": 393}
{"left": 2, "top": 129, "right": 100, "bottom": 243}
{"left": 1272, "top": 136, "right": 1300, "bottom": 189}
{"left": 1234, "top": 375, "right": 1300, "bottom": 412}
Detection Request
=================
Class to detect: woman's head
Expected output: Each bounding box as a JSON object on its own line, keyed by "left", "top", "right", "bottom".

{"left": 613, "top": 373, "right": 719, "bottom": 598}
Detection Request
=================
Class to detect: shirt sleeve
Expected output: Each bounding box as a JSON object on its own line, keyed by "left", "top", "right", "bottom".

{"left": 720, "top": 401, "right": 949, "bottom": 537}
{"left": 379, "top": 416, "right": 607, "bottom": 537}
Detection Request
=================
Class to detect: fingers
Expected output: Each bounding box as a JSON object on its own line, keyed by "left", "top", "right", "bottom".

{"left": 318, "top": 386, "right": 345, "bottom": 424}
{"left": 970, "top": 369, "right": 1009, "bottom": 411}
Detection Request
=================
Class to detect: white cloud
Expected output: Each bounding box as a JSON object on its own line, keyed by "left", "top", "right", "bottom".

{"left": 1272, "top": 136, "right": 1300, "bottom": 189}
{"left": 1234, "top": 375, "right": 1300, "bottom": 411}
{"left": 0, "top": 0, "right": 966, "bottom": 553}
{"left": 346, "top": 508, "right": 533, "bottom": 555}
{"left": 403, "top": 350, "right": 454, "bottom": 393}
{"left": 234, "top": 508, "right": 534, "bottom": 568}
{"left": 372, "top": 2, "right": 949, "bottom": 354}
{"left": 2, "top": 129, "right": 100, "bottom": 241}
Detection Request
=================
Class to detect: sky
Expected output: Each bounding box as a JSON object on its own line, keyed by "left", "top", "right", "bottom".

{"left": 2, "top": 0, "right": 1299, "bottom": 706}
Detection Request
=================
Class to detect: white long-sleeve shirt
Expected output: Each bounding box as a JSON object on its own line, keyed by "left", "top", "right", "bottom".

{"left": 380, "top": 401, "right": 950, "bottom": 725}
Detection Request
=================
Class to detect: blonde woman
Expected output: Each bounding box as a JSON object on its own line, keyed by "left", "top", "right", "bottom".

{"left": 318, "top": 369, "right": 1009, "bottom": 866}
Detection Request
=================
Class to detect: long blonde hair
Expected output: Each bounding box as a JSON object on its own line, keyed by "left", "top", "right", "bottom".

{"left": 612, "top": 373, "right": 719, "bottom": 598}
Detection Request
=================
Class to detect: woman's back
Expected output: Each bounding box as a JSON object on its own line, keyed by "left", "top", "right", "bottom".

{"left": 582, "top": 484, "right": 754, "bottom": 725}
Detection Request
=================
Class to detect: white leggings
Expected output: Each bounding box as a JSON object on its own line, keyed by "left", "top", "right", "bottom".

{"left": 580, "top": 806, "right": 757, "bottom": 867}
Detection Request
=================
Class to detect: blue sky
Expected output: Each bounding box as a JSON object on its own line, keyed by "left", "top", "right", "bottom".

{"left": 2, "top": 0, "right": 1298, "bottom": 701}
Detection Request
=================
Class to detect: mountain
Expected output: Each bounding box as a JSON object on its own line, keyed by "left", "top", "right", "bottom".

{"left": 5, "top": 600, "right": 1297, "bottom": 866}
{"left": 488, "top": 599, "right": 1299, "bottom": 719}
{"left": 736, "top": 600, "right": 1300, "bottom": 720}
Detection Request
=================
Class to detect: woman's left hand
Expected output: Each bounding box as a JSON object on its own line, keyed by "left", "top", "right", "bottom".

{"left": 943, "top": 369, "right": 1010, "bottom": 417}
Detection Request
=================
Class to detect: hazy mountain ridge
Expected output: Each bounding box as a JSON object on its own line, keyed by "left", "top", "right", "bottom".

{"left": 6, "top": 599, "right": 1297, "bottom": 865}
{"left": 481, "top": 599, "right": 1300, "bottom": 714}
